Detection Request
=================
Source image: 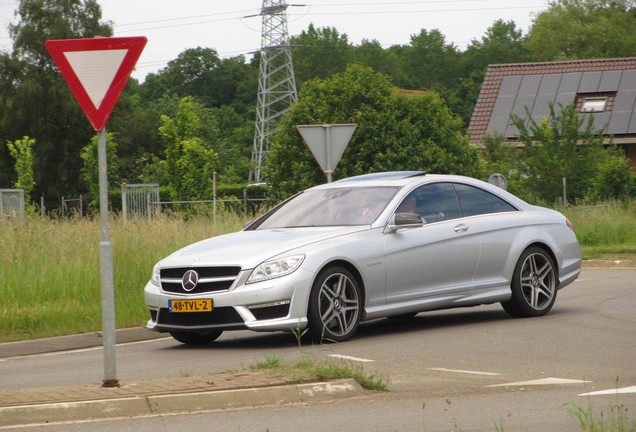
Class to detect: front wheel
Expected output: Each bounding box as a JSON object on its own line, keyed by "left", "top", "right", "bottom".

{"left": 308, "top": 266, "right": 362, "bottom": 342}
{"left": 501, "top": 247, "right": 557, "bottom": 317}
{"left": 170, "top": 331, "right": 222, "bottom": 345}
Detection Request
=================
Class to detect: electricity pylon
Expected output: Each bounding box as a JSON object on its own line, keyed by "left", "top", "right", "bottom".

{"left": 250, "top": 0, "right": 298, "bottom": 183}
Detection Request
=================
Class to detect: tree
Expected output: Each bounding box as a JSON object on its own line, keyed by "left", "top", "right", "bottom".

{"left": 480, "top": 132, "right": 525, "bottom": 196}
{"left": 444, "top": 20, "right": 531, "bottom": 127}
{"left": 80, "top": 132, "right": 119, "bottom": 205}
{"left": 352, "top": 39, "right": 399, "bottom": 78}
{"left": 526, "top": 0, "right": 636, "bottom": 60}
{"left": 7, "top": 136, "right": 36, "bottom": 210}
{"left": 395, "top": 29, "right": 461, "bottom": 91}
{"left": 510, "top": 102, "right": 608, "bottom": 203}
{"left": 0, "top": 0, "right": 113, "bottom": 203}
{"left": 463, "top": 20, "right": 530, "bottom": 72}
{"left": 290, "top": 24, "right": 353, "bottom": 84}
{"left": 589, "top": 153, "right": 636, "bottom": 200}
{"left": 263, "top": 65, "right": 482, "bottom": 198}
{"left": 159, "top": 97, "right": 219, "bottom": 201}
{"left": 140, "top": 48, "right": 257, "bottom": 112}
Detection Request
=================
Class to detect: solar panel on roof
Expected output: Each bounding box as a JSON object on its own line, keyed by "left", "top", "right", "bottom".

{"left": 512, "top": 95, "right": 536, "bottom": 116}
{"left": 613, "top": 91, "right": 636, "bottom": 112}
{"left": 532, "top": 95, "right": 556, "bottom": 118}
{"left": 579, "top": 72, "right": 602, "bottom": 92}
{"left": 608, "top": 112, "right": 631, "bottom": 134}
{"left": 599, "top": 71, "right": 621, "bottom": 92}
{"left": 618, "top": 69, "right": 636, "bottom": 88}
{"left": 629, "top": 110, "right": 636, "bottom": 134}
{"left": 538, "top": 74, "right": 561, "bottom": 95}
{"left": 499, "top": 76, "right": 522, "bottom": 96}
{"left": 518, "top": 75, "right": 542, "bottom": 96}
{"left": 557, "top": 73, "right": 582, "bottom": 94}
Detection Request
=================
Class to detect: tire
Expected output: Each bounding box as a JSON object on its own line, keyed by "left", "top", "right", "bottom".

{"left": 501, "top": 246, "right": 557, "bottom": 318}
{"left": 170, "top": 331, "right": 222, "bottom": 345}
{"left": 308, "top": 266, "right": 362, "bottom": 342}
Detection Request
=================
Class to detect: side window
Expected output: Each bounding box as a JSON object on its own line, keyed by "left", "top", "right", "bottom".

{"left": 453, "top": 183, "right": 517, "bottom": 216}
{"left": 399, "top": 183, "right": 461, "bottom": 223}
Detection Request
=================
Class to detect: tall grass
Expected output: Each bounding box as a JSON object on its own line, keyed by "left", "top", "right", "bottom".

{"left": 563, "top": 200, "right": 636, "bottom": 258}
{"left": 0, "top": 211, "right": 248, "bottom": 342}
{"left": 1, "top": 200, "right": 634, "bottom": 342}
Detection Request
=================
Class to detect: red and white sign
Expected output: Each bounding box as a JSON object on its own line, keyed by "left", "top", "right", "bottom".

{"left": 45, "top": 37, "right": 147, "bottom": 131}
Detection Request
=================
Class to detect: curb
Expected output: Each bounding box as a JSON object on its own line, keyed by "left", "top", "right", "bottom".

{"left": 581, "top": 259, "right": 636, "bottom": 269}
{"left": 0, "top": 379, "right": 364, "bottom": 427}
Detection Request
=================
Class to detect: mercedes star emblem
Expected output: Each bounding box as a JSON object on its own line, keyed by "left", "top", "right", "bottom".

{"left": 181, "top": 270, "right": 199, "bottom": 292}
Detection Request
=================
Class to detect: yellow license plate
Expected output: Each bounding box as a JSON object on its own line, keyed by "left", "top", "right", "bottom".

{"left": 169, "top": 299, "right": 213, "bottom": 313}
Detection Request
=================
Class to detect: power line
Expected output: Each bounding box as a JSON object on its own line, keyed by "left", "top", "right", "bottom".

{"left": 110, "top": 2, "right": 545, "bottom": 34}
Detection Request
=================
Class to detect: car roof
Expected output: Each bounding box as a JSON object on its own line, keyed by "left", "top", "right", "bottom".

{"left": 315, "top": 172, "right": 471, "bottom": 189}
{"left": 334, "top": 171, "right": 426, "bottom": 182}
{"left": 309, "top": 172, "right": 531, "bottom": 209}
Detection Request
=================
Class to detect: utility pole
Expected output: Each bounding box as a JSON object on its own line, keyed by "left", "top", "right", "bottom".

{"left": 250, "top": 0, "right": 298, "bottom": 183}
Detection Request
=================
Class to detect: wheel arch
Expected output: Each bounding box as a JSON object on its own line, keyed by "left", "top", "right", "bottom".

{"left": 522, "top": 241, "right": 559, "bottom": 280}
{"left": 504, "top": 225, "right": 562, "bottom": 283}
{"left": 315, "top": 259, "right": 366, "bottom": 312}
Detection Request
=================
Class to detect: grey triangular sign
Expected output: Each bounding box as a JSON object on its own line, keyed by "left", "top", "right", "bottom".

{"left": 297, "top": 124, "right": 357, "bottom": 175}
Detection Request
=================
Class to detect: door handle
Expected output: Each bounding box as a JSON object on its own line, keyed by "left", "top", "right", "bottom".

{"left": 454, "top": 224, "right": 469, "bottom": 233}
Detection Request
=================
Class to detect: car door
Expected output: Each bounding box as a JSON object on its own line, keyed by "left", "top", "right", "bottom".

{"left": 383, "top": 183, "right": 480, "bottom": 303}
{"left": 451, "top": 183, "right": 521, "bottom": 291}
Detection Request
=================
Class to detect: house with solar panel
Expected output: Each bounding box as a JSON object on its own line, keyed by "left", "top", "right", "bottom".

{"left": 468, "top": 58, "right": 636, "bottom": 169}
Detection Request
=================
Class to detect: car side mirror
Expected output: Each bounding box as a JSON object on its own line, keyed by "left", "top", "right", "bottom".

{"left": 386, "top": 212, "right": 423, "bottom": 233}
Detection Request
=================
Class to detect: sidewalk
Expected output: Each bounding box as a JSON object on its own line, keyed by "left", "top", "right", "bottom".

{"left": 0, "top": 327, "right": 363, "bottom": 427}
{"left": 0, "top": 371, "right": 362, "bottom": 427}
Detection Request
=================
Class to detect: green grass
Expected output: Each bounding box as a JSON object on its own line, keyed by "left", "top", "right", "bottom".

{"left": 249, "top": 354, "right": 389, "bottom": 392}
{"left": 563, "top": 200, "right": 636, "bottom": 259}
{"left": 568, "top": 400, "right": 636, "bottom": 432}
{"left": 0, "top": 210, "right": 247, "bottom": 342}
{"left": 0, "top": 200, "right": 634, "bottom": 342}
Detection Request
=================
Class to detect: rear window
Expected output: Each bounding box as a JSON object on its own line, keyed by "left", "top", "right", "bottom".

{"left": 454, "top": 184, "right": 517, "bottom": 216}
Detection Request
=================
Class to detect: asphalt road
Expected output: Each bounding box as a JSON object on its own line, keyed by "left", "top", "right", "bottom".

{"left": 1, "top": 268, "right": 634, "bottom": 431}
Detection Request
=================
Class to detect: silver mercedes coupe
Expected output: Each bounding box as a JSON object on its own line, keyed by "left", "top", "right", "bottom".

{"left": 144, "top": 172, "right": 581, "bottom": 344}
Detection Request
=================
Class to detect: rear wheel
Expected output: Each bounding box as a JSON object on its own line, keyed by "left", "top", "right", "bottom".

{"left": 308, "top": 266, "right": 362, "bottom": 342}
{"left": 169, "top": 331, "right": 222, "bottom": 345}
{"left": 501, "top": 247, "right": 557, "bottom": 317}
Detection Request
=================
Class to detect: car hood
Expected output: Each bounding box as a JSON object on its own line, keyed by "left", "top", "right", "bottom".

{"left": 160, "top": 226, "right": 368, "bottom": 269}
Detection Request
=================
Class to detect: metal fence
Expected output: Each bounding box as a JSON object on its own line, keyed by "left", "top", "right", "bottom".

{"left": 148, "top": 195, "right": 268, "bottom": 221}
{"left": 121, "top": 183, "right": 160, "bottom": 221}
{"left": 61, "top": 195, "right": 83, "bottom": 218}
{"left": 0, "top": 189, "right": 25, "bottom": 218}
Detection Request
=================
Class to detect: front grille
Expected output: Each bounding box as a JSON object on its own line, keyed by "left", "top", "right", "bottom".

{"left": 250, "top": 304, "right": 290, "bottom": 321}
{"left": 160, "top": 266, "right": 241, "bottom": 294}
{"left": 157, "top": 307, "right": 244, "bottom": 327}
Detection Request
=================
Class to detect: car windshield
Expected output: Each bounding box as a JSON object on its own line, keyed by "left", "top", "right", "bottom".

{"left": 256, "top": 186, "right": 400, "bottom": 229}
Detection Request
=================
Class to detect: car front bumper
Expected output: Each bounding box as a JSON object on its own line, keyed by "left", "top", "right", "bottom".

{"left": 143, "top": 268, "right": 313, "bottom": 334}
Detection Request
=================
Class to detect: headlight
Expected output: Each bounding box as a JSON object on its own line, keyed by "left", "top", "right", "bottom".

{"left": 150, "top": 263, "right": 161, "bottom": 286}
{"left": 247, "top": 255, "right": 305, "bottom": 284}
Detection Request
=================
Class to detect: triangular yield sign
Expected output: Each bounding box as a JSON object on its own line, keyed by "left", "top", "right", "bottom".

{"left": 297, "top": 124, "right": 357, "bottom": 175}
{"left": 45, "top": 37, "right": 147, "bottom": 131}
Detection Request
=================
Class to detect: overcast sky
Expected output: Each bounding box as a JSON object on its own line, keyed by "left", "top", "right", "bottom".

{"left": 0, "top": 0, "right": 550, "bottom": 82}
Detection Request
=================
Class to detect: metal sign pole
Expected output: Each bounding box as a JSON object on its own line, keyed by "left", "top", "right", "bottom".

{"left": 97, "top": 128, "right": 118, "bottom": 388}
{"left": 325, "top": 125, "right": 332, "bottom": 183}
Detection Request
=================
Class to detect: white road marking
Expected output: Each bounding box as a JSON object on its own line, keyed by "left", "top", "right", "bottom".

{"left": 488, "top": 377, "right": 591, "bottom": 387}
{"left": 328, "top": 354, "right": 375, "bottom": 363}
{"left": 579, "top": 386, "right": 636, "bottom": 396}
{"left": 430, "top": 368, "right": 500, "bottom": 376}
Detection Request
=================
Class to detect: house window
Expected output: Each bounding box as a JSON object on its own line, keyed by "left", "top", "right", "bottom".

{"left": 575, "top": 92, "right": 616, "bottom": 113}
{"left": 581, "top": 97, "right": 608, "bottom": 112}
